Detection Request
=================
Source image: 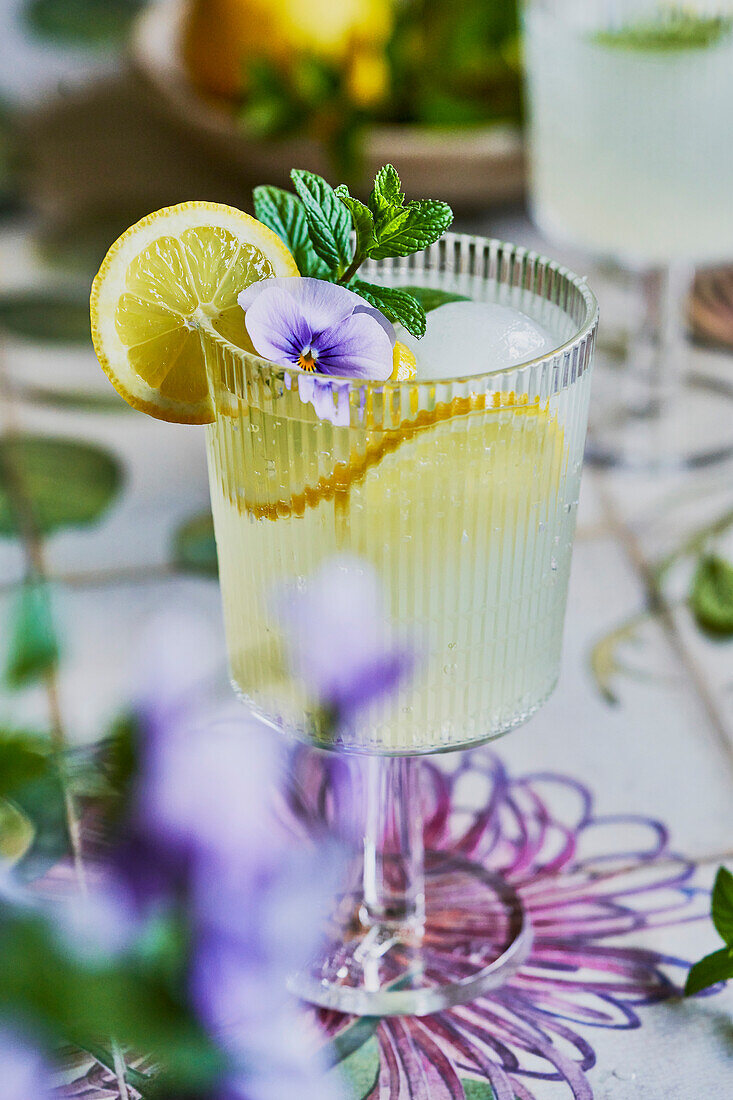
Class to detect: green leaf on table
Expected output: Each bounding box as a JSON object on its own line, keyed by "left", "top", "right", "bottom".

{"left": 253, "top": 185, "right": 330, "bottom": 279}
{"left": 685, "top": 946, "right": 733, "bottom": 996}
{"left": 173, "top": 512, "right": 218, "bottom": 577}
{"left": 462, "top": 1081, "right": 497, "bottom": 1100}
{"left": 290, "top": 169, "right": 353, "bottom": 275}
{"left": 690, "top": 555, "right": 733, "bottom": 636}
{"left": 401, "top": 285, "right": 470, "bottom": 312}
{"left": 351, "top": 279, "right": 427, "bottom": 339}
{"left": 0, "top": 290, "right": 91, "bottom": 345}
{"left": 712, "top": 866, "right": 733, "bottom": 945}
{"left": 334, "top": 186, "right": 376, "bottom": 264}
{"left": 5, "top": 580, "right": 59, "bottom": 689}
{"left": 23, "top": 0, "right": 145, "bottom": 48}
{"left": 327, "top": 1035, "right": 380, "bottom": 1100}
{"left": 0, "top": 435, "right": 122, "bottom": 537}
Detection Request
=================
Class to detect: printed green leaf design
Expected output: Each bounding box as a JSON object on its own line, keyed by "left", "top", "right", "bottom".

{"left": 0, "top": 435, "right": 122, "bottom": 537}
{"left": 329, "top": 1035, "right": 380, "bottom": 1100}
{"left": 594, "top": 11, "right": 733, "bottom": 52}
{"left": 685, "top": 946, "right": 733, "bottom": 996}
{"left": 5, "top": 580, "right": 59, "bottom": 689}
{"left": 712, "top": 866, "right": 733, "bottom": 945}
{"left": 324, "top": 1015, "right": 380, "bottom": 1068}
{"left": 351, "top": 279, "right": 427, "bottom": 339}
{"left": 290, "top": 169, "right": 353, "bottom": 274}
{"left": 173, "top": 512, "right": 218, "bottom": 577}
{"left": 0, "top": 290, "right": 91, "bottom": 344}
{"left": 253, "top": 185, "right": 330, "bottom": 279}
{"left": 335, "top": 185, "right": 376, "bottom": 263}
{"left": 690, "top": 555, "right": 733, "bottom": 636}
{"left": 462, "top": 1081, "right": 497, "bottom": 1100}
{"left": 23, "top": 0, "right": 145, "bottom": 48}
{"left": 401, "top": 285, "right": 470, "bottom": 312}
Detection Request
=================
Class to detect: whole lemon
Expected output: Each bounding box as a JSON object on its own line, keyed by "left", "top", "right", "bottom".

{"left": 185, "top": 0, "right": 393, "bottom": 102}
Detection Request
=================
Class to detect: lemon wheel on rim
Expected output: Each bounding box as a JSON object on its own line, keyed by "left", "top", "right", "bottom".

{"left": 90, "top": 201, "right": 299, "bottom": 424}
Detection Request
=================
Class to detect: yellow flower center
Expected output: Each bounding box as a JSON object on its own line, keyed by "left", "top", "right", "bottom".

{"left": 298, "top": 348, "right": 318, "bottom": 372}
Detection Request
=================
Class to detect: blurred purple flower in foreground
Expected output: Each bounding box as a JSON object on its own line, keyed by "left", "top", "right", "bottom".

{"left": 0, "top": 1028, "right": 51, "bottom": 1099}
{"left": 239, "top": 277, "right": 395, "bottom": 426}
{"left": 279, "top": 555, "right": 414, "bottom": 725}
{"left": 117, "top": 610, "right": 345, "bottom": 1100}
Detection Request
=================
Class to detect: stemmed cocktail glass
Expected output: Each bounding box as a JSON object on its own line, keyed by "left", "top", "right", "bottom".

{"left": 201, "top": 233, "right": 597, "bottom": 1016}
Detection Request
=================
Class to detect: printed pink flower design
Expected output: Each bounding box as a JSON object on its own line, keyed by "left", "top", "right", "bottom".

{"left": 290, "top": 750, "right": 713, "bottom": 1100}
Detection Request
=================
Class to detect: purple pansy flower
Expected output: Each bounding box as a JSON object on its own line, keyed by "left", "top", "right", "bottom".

{"left": 278, "top": 555, "right": 414, "bottom": 726}
{"left": 238, "top": 277, "right": 395, "bottom": 425}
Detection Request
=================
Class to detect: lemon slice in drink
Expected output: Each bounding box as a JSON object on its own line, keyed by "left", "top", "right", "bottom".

{"left": 90, "top": 201, "right": 299, "bottom": 424}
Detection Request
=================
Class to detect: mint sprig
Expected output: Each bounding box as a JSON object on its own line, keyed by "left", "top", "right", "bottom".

{"left": 686, "top": 867, "right": 733, "bottom": 996}
{"left": 252, "top": 165, "right": 453, "bottom": 339}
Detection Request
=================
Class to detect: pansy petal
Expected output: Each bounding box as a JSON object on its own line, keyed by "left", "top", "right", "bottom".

{"left": 239, "top": 277, "right": 361, "bottom": 330}
{"left": 296, "top": 375, "right": 351, "bottom": 427}
{"left": 244, "top": 285, "right": 313, "bottom": 365}
{"left": 314, "top": 311, "right": 394, "bottom": 380}
{"left": 354, "top": 303, "right": 396, "bottom": 346}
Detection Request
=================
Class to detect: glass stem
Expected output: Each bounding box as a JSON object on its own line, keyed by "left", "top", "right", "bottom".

{"left": 361, "top": 756, "right": 426, "bottom": 934}
{"left": 635, "top": 261, "right": 694, "bottom": 425}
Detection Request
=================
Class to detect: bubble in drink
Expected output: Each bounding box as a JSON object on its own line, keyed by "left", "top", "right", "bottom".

{"left": 399, "top": 301, "right": 558, "bottom": 380}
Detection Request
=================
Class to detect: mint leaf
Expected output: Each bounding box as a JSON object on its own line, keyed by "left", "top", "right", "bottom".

{"left": 369, "top": 163, "right": 403, "bottom": 215}
{"left": 370, "top": 198, "right": 454, "bottom": 260}
{"left": 253, "top": 185, "right": 330, "bottom": 278}
{"left": 685, "top": 946, "right": 733, "bottom": 996}
{"left": 5, "top": 580, "right": 59, "bottom": 689}
{"left": 401, "top": 285, "right": 470, "bottom": 312}
{"left": 352, "top": 279, "right": 426, "bottom": 339}
{"left": 290, "top": 169, "right": 353, "bottom": 275}
{"left": 712, "top": 867, "right": 733, "bottom": 945}
{"left": 690, "top": 555, "right": 733, "bottom": 636}
{"left": 334, "top": 185, "right": 375, "bottom": 264}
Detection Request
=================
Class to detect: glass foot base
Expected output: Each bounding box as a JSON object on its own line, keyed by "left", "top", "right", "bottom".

{"left": 587, "top": 370, "right": 733, "bottom": 471}
{"left": 289, "top": 852, "right": 532, "bottom": 1017}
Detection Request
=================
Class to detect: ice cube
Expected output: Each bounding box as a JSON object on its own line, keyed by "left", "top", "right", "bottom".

{"left": 397, "top": 301, "right": 559, "bottom": 381}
